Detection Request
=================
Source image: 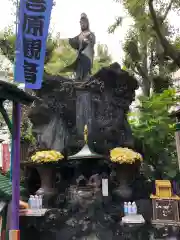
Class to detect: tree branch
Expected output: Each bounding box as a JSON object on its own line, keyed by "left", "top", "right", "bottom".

{"left": 149, "top": 0, "right": 180, "bottom": 67}
{"left": 149, "top": 47, "right": 154, "bottom": 74}
{"left": 135, "top": 63, "right": 151, "bottom": 96}
{"left": 162, "top": 0, "right": 174, "bottom": 21}
{"left": 133, "top": 68, "right": 140, "bottom": 75}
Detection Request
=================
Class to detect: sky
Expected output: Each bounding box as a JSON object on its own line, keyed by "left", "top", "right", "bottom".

{"left": 0, "top": 0, "right": 180, "bottom": 64}
{"left": 0, "top": 0, "right": 133, "bottom": 64}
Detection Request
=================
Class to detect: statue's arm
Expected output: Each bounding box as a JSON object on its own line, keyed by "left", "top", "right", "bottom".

{"left": 80, "top": 32, "right": 95, "bottom": 52}
{"left": 69, "top": 36, "right": 80, "bottom": 50}
{"left": 88, "top": 32, "right": 96, "bottom": 46}
{"left": 82, "top": 32, "right": 95, "bottom": 46}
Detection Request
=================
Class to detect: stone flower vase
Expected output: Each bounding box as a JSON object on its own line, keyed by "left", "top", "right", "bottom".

{"left": 36, "top": 166, "right": 56, "bottom": 207}
{"left": 112, "top": 162, "right": 140, "bottom": 200}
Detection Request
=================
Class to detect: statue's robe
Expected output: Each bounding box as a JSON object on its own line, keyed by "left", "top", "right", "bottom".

{"left": 62, "top": 31, "right": 95, "bottom": 81}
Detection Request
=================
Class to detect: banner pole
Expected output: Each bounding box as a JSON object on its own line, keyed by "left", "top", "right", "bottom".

{"left": 9, "top": 102, "right": 21, "bottom": 239}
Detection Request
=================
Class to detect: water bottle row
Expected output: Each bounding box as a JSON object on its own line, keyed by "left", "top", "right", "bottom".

{"left": 28, "top": 195, "right": 43, "bottom": 209}
{"left": 124, "top": 201, "right": 137, "bottom": 215}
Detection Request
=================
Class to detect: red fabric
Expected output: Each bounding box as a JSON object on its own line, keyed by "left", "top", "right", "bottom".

{"left": 2, "top": 144, "right": 10, "bottom": 173}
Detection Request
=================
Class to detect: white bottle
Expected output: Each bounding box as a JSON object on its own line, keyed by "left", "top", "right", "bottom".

{"left": 31, "top": 196, "right": 35, "bottom": 209}
{"left": 28, "top": 195, "right": 33, "bottom": 209}
{"left": 28, "top": 196, "right": 31, "bottom": 209}
{"left": 132, "top": 202, "right": 137, "bottom": 214}
{"left": 128, "top": 202, "right": 132, "bottom": 215}
{"left": 39, "top": 196, "right": 43, "bottom": 209}
{"left": 35, "top": 195, "right": 39, "bottom": 209}
{"left": 31, "top": 195, "right": 35, "bottom": 209}
{"left": 102, "top": 179, "right": 108, "bottom": 196}
{"left": 124, "top": 202, "right": 128, "bottom": 216}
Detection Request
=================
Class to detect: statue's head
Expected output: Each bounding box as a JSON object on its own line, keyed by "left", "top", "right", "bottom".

{"left": 80, "top": 13, "right": 89, "bottom": 31}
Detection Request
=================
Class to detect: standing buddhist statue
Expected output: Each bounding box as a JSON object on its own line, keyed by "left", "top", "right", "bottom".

{"left": 63, "top": 13, "right": 96, "bottom": 81}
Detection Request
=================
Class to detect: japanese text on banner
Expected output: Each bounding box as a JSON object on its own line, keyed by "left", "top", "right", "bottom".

{"left": 14, "top": 0, "right": 53, "bottom": 89}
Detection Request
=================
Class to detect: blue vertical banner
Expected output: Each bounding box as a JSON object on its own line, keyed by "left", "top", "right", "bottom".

{"left": 14, "top": 0, "right": 53, "bottom": 89}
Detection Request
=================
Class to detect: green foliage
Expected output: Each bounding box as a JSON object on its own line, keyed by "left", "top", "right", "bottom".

{"left": 108, "top": 17, "right": 123, "bottom": 34}
{"left": 173, "top": 37, "right": 180, "bottom": 51}
{"left": 0, "top": 28, "right": 16, "bottom": 62}
{"left": 129, "top": 89, "right": 178, "bottom": 179}
{"left": 0, "top": 28, "right": 112, "bottom": 76}
{"left": 92, "top": 44, "right": 112, "bottom": 74}
{"left": 21, "top": 130, "right": 36, "bottom": 145}
{"left": 110, "top": 0, "right": 180, "bottom": 96}
{"left": 0, "top": 29, "right": 58, "bottom": 65}
{"left": 124, "top": 33, "right": 141, "bottom": 62}
{"left": 21, "top": 118, "right": 36, "bottom": 144}
{"left": 44, "top": 41, "right": 112, "bottom": 76}
{"left": 45, "top": 39, "right": 76, "bottom": 76}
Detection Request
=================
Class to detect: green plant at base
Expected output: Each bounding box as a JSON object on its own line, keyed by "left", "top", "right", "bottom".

{"left": 129, "top": 89, "right": 178, "bottom": 180}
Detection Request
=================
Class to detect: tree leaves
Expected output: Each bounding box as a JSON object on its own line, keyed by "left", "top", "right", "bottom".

{"left": 111, "top": 0, "right": 180, "bottom": 95}
{"left": 0, "top": 28, "right": 112, "bottom": 77}
{"left": 108, "top": 17, "right": 123, "bottom": 34}
{"left": 92, "top": 44, "right": 112, "bottom": 74}
{"left": 129, "top": 89, "right": 178, "bottom": 179}
{"left": 125, "top": 40, "right": 140, "bottom": 62}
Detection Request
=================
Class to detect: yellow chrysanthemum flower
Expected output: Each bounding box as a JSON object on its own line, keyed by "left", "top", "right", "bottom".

{"left": 110, "top": 147, "right": 142, "bottom": 164}
{"left": 31, "top": 150, "right": 64, "bottom": 163}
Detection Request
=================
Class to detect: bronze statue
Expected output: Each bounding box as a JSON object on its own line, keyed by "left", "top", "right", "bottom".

{"left": 62, "top": 13, "right": 96, "bottom": 81}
